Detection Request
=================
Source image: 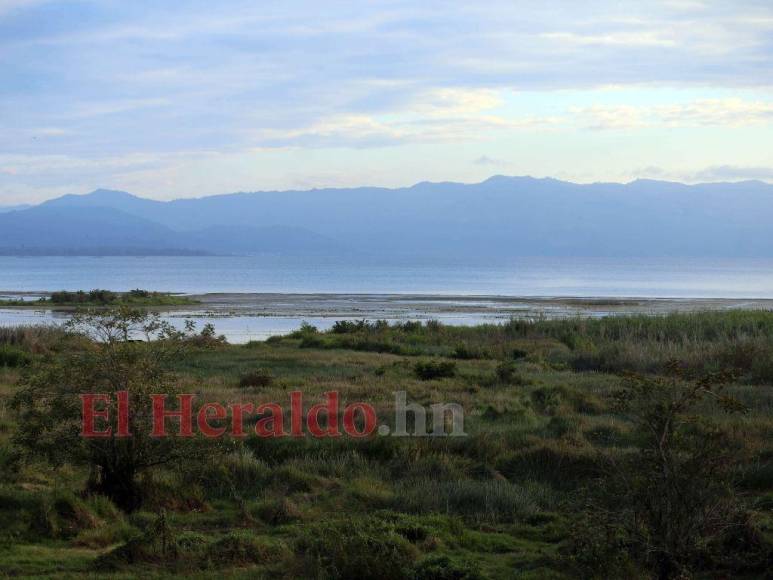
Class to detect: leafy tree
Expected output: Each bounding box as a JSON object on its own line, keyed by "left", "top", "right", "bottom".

{"left": 12, "top": 308, "right": 204, "bottom": 511}
{"left": 583, "top": 364, "right": 749, "bottom": 579}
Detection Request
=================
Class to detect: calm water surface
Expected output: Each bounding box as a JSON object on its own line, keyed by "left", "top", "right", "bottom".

{"left": 1, "top": 255, "right": 772, "bottom": 297}
{"left": 1, "top": 256, "right": 772, "bottom": 342}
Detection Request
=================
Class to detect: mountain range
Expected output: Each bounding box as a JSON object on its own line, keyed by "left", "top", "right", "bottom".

{"left": 1, "top": 176, "right": 772, "bottom": 258}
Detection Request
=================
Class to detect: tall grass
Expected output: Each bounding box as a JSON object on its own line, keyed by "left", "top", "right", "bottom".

{"left": 275, "top": 311, "right": 773, "bottom": 381}
{"left": 0, "top": 325, "right": 68, "bottom": 350}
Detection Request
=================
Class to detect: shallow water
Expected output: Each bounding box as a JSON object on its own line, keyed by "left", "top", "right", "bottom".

{"left": 0, "top": 307, "right": 501, "bottom": 343}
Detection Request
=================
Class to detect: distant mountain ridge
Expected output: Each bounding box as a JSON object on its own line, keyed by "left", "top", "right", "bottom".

{"left": 3, "top": 176, "right": 773, "bottom": 257}
{"left": 0, "top": 204, "right": 32, "bottom": 213}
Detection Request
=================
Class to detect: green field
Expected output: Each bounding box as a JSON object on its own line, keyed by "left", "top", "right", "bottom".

{"left": 1, "top": 311, "right": 772, "bottom": 578}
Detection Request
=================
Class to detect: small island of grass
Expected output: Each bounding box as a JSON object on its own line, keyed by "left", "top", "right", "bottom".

{"left": 0, "top": 288, "right": 197, "bottom": 308}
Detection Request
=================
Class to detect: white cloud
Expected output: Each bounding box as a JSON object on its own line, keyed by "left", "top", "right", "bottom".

{"left": 540, "top": 31, "right": 677, "bottom": 47}
{"left": 573, "top": 98, "right": 773, "bottom": 130}
{"left": 692, "top": 165, "right": 773, "bottom": 181}
{"left": 627, "top": 164, "right": 773, "bottom": 183}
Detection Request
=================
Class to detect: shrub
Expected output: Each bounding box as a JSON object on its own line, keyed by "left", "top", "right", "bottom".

{"left": 50, "top": 289, "right": 117, "bottom": 304}
{"left": 510, "top": 348, "right": 528, "bottom": 360}
{"left": 332, "top": 320, "right": 359, "bottom": 333}
{"left": 413, "top": 554, "right": 484, "bottom": 580}
{"left": 494, "top": 361, "right": 528, "bottom": 385}
{"left": 594, "top": 369, "right": 749, "bottom": 578}
{"left": 95, "top": 512, "right": 177, "bottom": 569}
{"left": 530, "top": 386, "right": 567, "bottom": 415}
{"left": 254, "top": 496, "right": 302, "bottom": 525}
{"left": 239, "top": 368, "right": 273, "bottom": 388}
{"left": 452, "top": 343, "right": 489, "bottom": 360}
{"left": 290, "top": 322, "right": 319, "bottom": 338}
{"left": 0, "top": 345, "right": 31, "bottom": 368}
{"left": 299, "top": 335, "right": 324, "bottom": 348}
{"left": 295, "top": 517, "right": 418, "bottom": 579}
{"left": 414, "top": 360, "right": 456, "bottom": 380}
{"left": 563, "top": 511, "right": 638, "bottom": 579}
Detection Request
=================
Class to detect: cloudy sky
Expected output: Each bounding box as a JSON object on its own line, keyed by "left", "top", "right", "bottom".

{"left": 1, "top": 0, "right": 772, "bottom": 203}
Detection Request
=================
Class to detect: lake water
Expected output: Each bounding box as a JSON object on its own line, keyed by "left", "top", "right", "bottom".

{"left": 1, "top": 256, "right": 772, "bottom": 342}
{"left": 1, "top": 255, "right": 772, "bottom": 298}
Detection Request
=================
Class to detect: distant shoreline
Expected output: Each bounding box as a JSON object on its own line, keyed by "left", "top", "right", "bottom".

{"left": 2, "top": 292, "right": 772, "bottom": 319}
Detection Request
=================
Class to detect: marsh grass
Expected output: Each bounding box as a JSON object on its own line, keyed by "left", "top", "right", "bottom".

{"left": 1, "top": 311, "right": 772, "bottom": 578}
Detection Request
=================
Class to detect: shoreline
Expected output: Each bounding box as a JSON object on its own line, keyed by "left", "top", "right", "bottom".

{"left": 3, "top": 291, "right": 773, "bottom": 319}
{"left": 2, "top": 292, "right": 773, "bottom": 343}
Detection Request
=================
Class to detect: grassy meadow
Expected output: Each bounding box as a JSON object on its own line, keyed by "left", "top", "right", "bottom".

{"left": 0, "top": 311, "right": 772, "bottom": 578}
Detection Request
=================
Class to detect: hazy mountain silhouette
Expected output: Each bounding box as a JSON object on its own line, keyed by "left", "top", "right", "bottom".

{"left": 3, "top": 195, "right": 343, "bottom": 256}
{"left": 5, "top": 176, "right": 773, "bottom": 257}
{"left": 0, "top": 204, "right": 32, "bottom": 213}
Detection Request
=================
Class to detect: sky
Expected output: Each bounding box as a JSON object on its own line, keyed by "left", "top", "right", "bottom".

{"left": 0, "top": 0, "right": 772, "bottom": 203}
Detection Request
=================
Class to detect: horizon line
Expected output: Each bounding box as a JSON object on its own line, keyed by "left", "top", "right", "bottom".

{"left": 12, "top": 174, "right": 773, "bottom": 206}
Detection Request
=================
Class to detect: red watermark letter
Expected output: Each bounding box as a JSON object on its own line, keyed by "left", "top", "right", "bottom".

{"left": 80, "top": 393, "right": 112, "bottom": 438}
{"left": 151, "top": 394, "right": 194, "bottom": 437}
{"left": 343, "top": 402, "right": 377, "bottom": 438}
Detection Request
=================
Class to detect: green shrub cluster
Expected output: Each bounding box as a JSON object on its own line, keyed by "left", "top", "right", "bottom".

{"left": 414, "top": 360, "right": 457, "bottom": 380}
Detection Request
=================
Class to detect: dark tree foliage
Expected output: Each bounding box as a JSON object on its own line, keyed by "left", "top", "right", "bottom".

{"left": 573, "top": 363, "right": 755, "bottom": 579}
{"left": 12, "top": 308, "right": 207, "bottom": 511}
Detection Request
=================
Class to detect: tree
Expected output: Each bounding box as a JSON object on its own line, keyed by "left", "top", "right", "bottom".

{"left": 599, "top": 364, "right": 748, "bottom": 579}
{"left": 13, "top": 308, "right": 201, "bottom": 511}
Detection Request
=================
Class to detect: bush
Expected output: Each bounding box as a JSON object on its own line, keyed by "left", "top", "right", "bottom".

{"left": 299, "top": 335, "right": 325, "bottom": 348}
{"left": 254, "top": 496, "right": 302, "bottom": 525}
{"left": 593, "top": 370, "right": 749, "bottom": 578}
{"left": 413, "top": 554, "right": 484, "bottom": 580}
{"left": 239, "top": 368, "right": 273, "bottom": 388}
{"left": 0, "top": 345, "right": 31, "bottom": 368}
{"left": 295, "top": 517, "right": 418, "bottom": 579}
{"left": 414, "top": 360, "right": 456, "bottom": 380}
{"left": 95, "top": 512, "right": 177, "bottom": 569}
{"left": 50, "top": 289, "right": 117, "bottom": 304}
{"left": 290, "top": 322, "right": 319, "bottom": 338}
{"left": 510, "top": 348, "right": 528, "bottom": 360}
{"left": 494, "top": 361, "right": 528, "bottom": 385}
{"left": 452, "top": 343, "right": 490, "bottom": 360}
